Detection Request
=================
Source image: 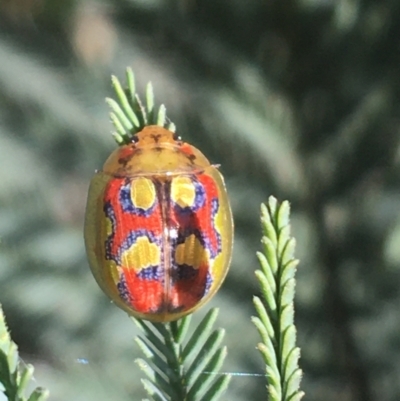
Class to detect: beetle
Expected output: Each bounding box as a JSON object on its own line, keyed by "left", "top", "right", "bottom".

{"left": 84, "top": 125, "right": 233, "bottom": 322}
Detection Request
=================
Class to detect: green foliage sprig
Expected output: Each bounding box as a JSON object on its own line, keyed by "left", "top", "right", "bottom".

{"left": 0, "top": 304, "right": 49, "bottom": 401}
{"left": 107, "top": 68, "right": 176, "bottom": 144}
{"left": 133, "top": 310, "right": 230, "bottom": 401}
{"left": 252, "top": 197, "right": 304, "bottom": 401}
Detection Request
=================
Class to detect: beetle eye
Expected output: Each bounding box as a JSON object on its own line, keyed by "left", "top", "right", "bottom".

{"left": 173, "top": 132, "right": 182, "bottom": 142}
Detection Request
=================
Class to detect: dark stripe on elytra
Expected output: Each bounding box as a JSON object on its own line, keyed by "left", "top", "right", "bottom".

{"left": 170, "top": 263, "right": 212, "bottom": 295}
{"left": 153, "top": 178, "right": 174, "bottom": 290}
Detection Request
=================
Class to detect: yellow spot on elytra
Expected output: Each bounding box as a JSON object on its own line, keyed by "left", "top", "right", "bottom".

{"left": 105, "top": 216, "right": 113, "bottom": 237}
{"left": 171, "top": 176, "right": 196, "bottom": 208}
{"left": 210, "top": 252, "right": 224, "bottom": 284}
{"left": 213, "top": 202, "right": 223, "bottom": 237}
{"left": 131, "top": 177, "right": 156, "bottom": 210}
{"left": 109, "top": 260, "right": 120, "bottom": 284}
{"left": 175, "top": 234, "right": 209, "bottom": 269}
{"left": 121, "top": 236, "right": 161, "bottom": 271}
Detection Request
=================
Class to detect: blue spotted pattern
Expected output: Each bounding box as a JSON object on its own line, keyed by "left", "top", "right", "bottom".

{"left": 137, "top": 265, "right": 161, "bottom": 281}
{"left": 117, "top": 274, "right": 132, "bottom": 304}
{"left": 210, "top": 197, "right": 222, "bottom": 256}
{"left": 204, "top": 272, "right": 213, "bottom": 294}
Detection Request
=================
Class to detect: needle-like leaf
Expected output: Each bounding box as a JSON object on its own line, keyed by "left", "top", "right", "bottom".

{"left": 0, "top": 304, "right": 49, "bottom": 401}
{"left": 252, "top": 197, "right": 304, "bottom": 401}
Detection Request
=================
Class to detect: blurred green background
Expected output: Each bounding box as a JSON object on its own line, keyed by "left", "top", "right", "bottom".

{"left": 1, "top": 0, "right": 400, "bottom": 400}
